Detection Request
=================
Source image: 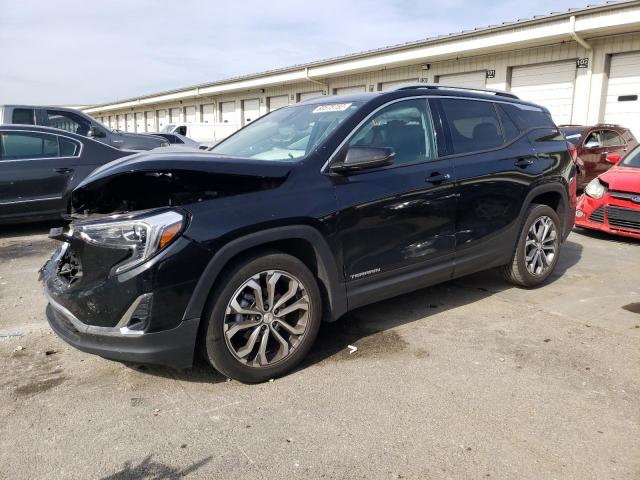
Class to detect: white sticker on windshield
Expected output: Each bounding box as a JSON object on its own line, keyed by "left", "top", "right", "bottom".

{"left": 312, "top": 103, "right": 352, "bottom": 113}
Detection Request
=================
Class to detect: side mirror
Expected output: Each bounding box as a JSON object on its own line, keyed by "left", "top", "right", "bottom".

{"left": 606, "top": 153, "right": 621, "bottom": 164}
{"left": 88, "top": 126, "right": 106, "bottom": 138}
{"left": 330, "top": 146, "right": 395, "bottom": 173}
{"left": 584, "top": 140, "right": 600, "bottom": 149}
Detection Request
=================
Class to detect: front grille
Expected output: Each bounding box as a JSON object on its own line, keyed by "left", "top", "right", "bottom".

{"left": 610, "top": 190, "right": 640, "bottom": 202}
{"left": 607, "top": 206, "right": 640, "bottom": 231}
{"left": 589, "top": 205, "right": 605, "bottom": 223}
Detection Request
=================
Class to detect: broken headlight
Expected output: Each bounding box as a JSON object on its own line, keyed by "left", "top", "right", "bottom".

{"left": 75, "top": 210, "right": 185, "bottom": 274}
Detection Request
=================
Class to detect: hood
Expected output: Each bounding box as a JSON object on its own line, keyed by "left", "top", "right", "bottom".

{"left": 71, "top": 151, "right": 293, "bottom": 215}
{"left": 600, "top": 166, "right": 640, "bottom": 193}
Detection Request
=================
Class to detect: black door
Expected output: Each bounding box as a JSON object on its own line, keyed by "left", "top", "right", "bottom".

{"left": 434, "top": 98, "right": 544, "bottom": 276}
{"left": 330, "top": 98, "right": 456, "bottom": 308}
{"left": 0, "top": 130, "right": 77, "bottom": 221}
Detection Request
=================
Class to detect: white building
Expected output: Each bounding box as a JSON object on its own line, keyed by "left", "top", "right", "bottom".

{"left": 84, "top": 1, "right": 640, "bottom": 137}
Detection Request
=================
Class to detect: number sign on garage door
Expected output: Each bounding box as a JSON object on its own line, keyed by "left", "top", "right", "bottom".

{"left": 243, "top": 99, "right": 260, "bottom": 124}
{"left": 220, "top": 101, "right": 236, "bottom": 124}
{"left": 605, "top": 52, "right": 640, "bottom": 139}
{"left": 268, "top": 95, "right": 288, "bottom": 112}
{"left": 437, "top": 72, "right": 486, "bottom": 89}
{"left": 334, "top": 85, "right": 366, "bottom": 95}
{"left": 510, "top": 61, "right": 576, "bottom": 125}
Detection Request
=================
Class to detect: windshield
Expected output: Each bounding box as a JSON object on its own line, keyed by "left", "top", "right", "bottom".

{"left": 161, "top": 124, "right": 176, "bottom": 133}
{"left": 561, "top": 129, "right": 583, "bottom": 146}
{"left": 209, "top": 102, "right": 363, "bottom": 161}
{"left": 621, "top": 146, "right": 640, "bottom": 168}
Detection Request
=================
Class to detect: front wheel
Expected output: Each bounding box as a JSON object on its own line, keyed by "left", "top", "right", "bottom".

{"left": 502, "top": 204, "right": 562, "bottom": 287}
{"left": 202, "top": 251, "right": 322, "bottom": 383}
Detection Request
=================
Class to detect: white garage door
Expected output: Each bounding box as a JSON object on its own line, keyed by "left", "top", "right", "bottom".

{"left": 117, "top": 115, "right": 125, "bottom": 131}
{"left": 605, "top": 52, "right": 640, "bottom": 139}
{"left": 170, "top": 108, "right": 181, "bottom": 124}
{"left": 220, "top": 101, "right": 236, "bottom": 124}
{"left": 379, "top": 79, "right": 419, "bottom": 91}
{"left": 108, "top": 116, "right": 114, "bottom": 129}
{"left": 299, "top": 91, "right": 323, "bottom": 102}
{"left": 145, "top": 111, "right": 155, "bottom": 132}
{"left": 243, "top": 99, "right": 260, "bottom": 124}
{"left": 438, "top": 71, "right": 486, "bottom": 89}
{"left": 268, "top": 95, "right": 288, "bottom": 112}
{"left": 510, "top": 61, "right": 576, "bottom": 125}
{"left": 157, "top": 110, "right": 167, "bottom": 130}
{"left": 202, "top": 104, "right": 214, "bottom": 123}
{"left": 334, "top": 85, "right": 366, "bottom": 95}
{"left": 135, "top": 112, "right": 145, "bottom": 132}
{"left": 185, "top": 106, "right": 196, "bottom": 124}
{"left": 126, "top": 114, "right": 134, "bottom": 132}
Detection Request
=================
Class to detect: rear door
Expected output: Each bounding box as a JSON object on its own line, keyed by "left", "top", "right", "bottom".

{"left": 0, "top": 130, "right": 81, "bottom": 221}
{"left": 331, "top": 98, "right": 456, "bottom": 308}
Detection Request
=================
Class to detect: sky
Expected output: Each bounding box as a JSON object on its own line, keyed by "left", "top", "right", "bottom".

{"left": 0, "top": 0, "right": 600, "bottom": 106}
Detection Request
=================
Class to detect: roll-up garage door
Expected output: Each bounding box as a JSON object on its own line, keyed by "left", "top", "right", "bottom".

{"left": 145, "top": 111, "right": 155, "bottom": 132}
{"left": 437, "top": 71, "right": 486, "bottom": 89}
{"left": 268, "top": 95, "right": 288, "bottom": 112}
{"left": 379, "top": 79, "right": 420, "bottom": 91}
{"left": 243, "top": 99, "right": 260, "bottom": 124}
{"left": 117, "top": 115, "right": 126, "bottom": 131}
{"left": 510, "top": 61, "right": 576, "bottom": 125}
{"left": 220, "top": 101, "right": 236, "bottom": 124}
{"left": 157, "top": 110, "right": 167, "bottom": 130}
{"left": 299, "top": 91, "right": 323, "bottom": 102}
{"left": 108, "top": 116, "right": 114, "bottom": 129}
{"left": 185, "top": 106, "right": 196, "bottom": 124}
{"left": 135, "top": 113, "right": 145, "bottom": 132}
{"left": 202, "top": 104, "right": 214, "bottom": 123}
{"left": 126, "top": 114, "right": 134, "bottom": 132}
{"left": 604, "top": 52, "right": 640, "bottom": 139}
{"left": 334, "top": 85, "right": 366, "bottom": 95}
{"left": 170, "top": 108, "right": 181, "bottom": 124}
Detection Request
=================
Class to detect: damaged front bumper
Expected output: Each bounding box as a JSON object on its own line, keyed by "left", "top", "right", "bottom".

{"left": 41, "top": 221, "right": 212, "bottom": 368}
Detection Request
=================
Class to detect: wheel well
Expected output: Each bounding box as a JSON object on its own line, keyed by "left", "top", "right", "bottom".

{"left": 530, "top": 190, "right": 566, "bottom": 229}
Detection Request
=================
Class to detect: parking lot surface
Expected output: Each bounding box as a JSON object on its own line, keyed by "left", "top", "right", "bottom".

{"left": 0, "top": 223, "right": 638, "bottom": 480}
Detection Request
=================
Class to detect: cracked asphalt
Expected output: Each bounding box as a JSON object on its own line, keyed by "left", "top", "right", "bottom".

{"left": 0, "top": 222, "right": 639, "bottom": 479}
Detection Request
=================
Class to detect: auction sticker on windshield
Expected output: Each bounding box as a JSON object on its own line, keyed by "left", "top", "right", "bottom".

{"left": 312, "top": 103, "right": 352, "bottom": 113}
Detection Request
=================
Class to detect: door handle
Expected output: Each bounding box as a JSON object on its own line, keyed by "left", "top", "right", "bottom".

{"left": 54, "top": 167, "right": 72, "bottom": 174}
{"left": 515, "top": 157, "right": 535, "bottom": 168}
{"left": 425, "top": 172, "right": 451, "bottom": 184}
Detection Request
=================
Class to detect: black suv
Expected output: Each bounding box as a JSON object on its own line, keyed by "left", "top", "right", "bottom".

{"left": 41, "top": 85, "right": 577, "bottom": 383}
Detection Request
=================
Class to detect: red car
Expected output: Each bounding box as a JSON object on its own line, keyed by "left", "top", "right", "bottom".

{"left": 560, "top": 124, "right": 638, "bottom": 189}
{"left": 575, "top": 146, "right": 640, "bottom": 240}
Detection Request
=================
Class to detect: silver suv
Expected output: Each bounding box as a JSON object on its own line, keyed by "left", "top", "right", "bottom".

{"left": 0, "top": 105, "right": 168, "bottom": 150}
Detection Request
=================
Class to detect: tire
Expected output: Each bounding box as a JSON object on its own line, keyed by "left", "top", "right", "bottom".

{"left": 501, "top": 204, "right": 562, "bottom": 288}
{"left": 201, "top": 251, "right": 322, "bottom": 383}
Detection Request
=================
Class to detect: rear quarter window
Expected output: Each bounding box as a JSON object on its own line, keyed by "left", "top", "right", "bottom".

{"left": 499, "top": 103, "right": 555, "bottom": 131}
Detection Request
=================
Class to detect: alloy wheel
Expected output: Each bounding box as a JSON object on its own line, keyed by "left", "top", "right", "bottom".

{"left": 223, "top": 270, "right": 310, "bottom": 367}
{"left": 525, "top": 215, "right": 557, "bottom": 275}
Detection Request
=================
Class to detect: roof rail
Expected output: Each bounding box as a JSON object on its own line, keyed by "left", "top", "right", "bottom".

{"left": 391, "top": 83, "right": 519, "bottom": 99}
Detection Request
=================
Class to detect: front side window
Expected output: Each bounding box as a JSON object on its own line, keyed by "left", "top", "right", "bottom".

{"left": 348, "top": 99, "right": 436, "bottom": 165}
{"left": 584, "top": 131, "right": 603, "bottom": 148}
{"left": 441, "top": 99, "right": 503, "bottom": 154}
{"left": 620, "top": 146, "right": 640, "bottom": 168}
{"left": 211, "top": 101, "right": 362, "bottom": 161}
{"left": 12, "top": 108, "right": 35, "bottom": 125}
{"left": 0, "top": 132, "right": 59, "bottom": 160}
{"left": 46, "top": 110, "right": 91, "bottom": 136}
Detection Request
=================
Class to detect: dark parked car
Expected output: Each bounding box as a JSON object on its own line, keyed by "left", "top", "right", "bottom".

{"left": 41, "top": 85, "right": 577, "bottom": 382}
{"left": 0, "top": 105, "right": 169, "bottom": 151}
{"left": 0, "top": 125, "right": 134, "bottom": 224}
{"left": 559, "top": 124, "right": 637, "bottom": 188}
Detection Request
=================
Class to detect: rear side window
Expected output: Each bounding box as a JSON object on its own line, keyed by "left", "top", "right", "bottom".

{"left": 46, "top": 110, "right": 91, "bottom": 136}
{"left": 12, "top": 108, "right": 35, "bottom": 125}
{"left": 59, "top": 137, "right": 81, "bottom": 156}
{"left": 440, "top": 99, "right": 503, "bottom": 154}
{"left": 602, "top": 131, "right": 623, "bottom": 147}
{"left": 0, "top": 132, "right": 59, "bottom": 160}
{"left": 499, "top": 103, "right": 555, "bottom": 131}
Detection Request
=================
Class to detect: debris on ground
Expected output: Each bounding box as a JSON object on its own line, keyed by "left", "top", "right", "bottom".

{"left": 13, "top": 345, "right": 24, "bottom": 352}
{"left": 45, "top": 350, "right": 57, "bottom": 356}
{"left": 153, "top": 409, "right": 161, "bottom": 416}
{"left": 0, "top": 331, "right": 23, "bottom": 339}
{"left": 347, "top": 345, "right": 358, "bottom": 354}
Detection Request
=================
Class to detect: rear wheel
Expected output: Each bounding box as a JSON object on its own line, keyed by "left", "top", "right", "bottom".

{"left": 502, "top": 204, "right": 561, "bottom": 287}
{"left": 202, "top": 251, "right": 322, "bottom": 383}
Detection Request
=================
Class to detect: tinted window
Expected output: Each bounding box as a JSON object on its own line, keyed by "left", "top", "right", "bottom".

{"left": 584, "top": 131, "right": 602, "bottom": 148}
{"left": 46, "top": 110, "right": 91, "bottom": 136}
{"left": 440, "top": 99, "right": 502, "bottom": 154}
{"left": 349, "top": 99, "right": 436, "bottom": 165}
{"left": 499, "top": 103, "right": 555, "bottom": 131}
{"left": 602, "top": 130, "right": 623, "bottom": 147}
{"left": 12, "top": 108, "right": 35, "bottom": 125}
{"left": 0, "top": 132, "right": 59, "bottom": 160}
{"left": 59, "top": 137, "right": 81, "bottom": 156}
{"left": 620, "top": 147, "right": 640, "bottom": 168}
{"left": 560, "top": 129, "right": 583, "bottom": 146}
{"left": 497, "top": 105, "right": 520, "bottom": 142}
